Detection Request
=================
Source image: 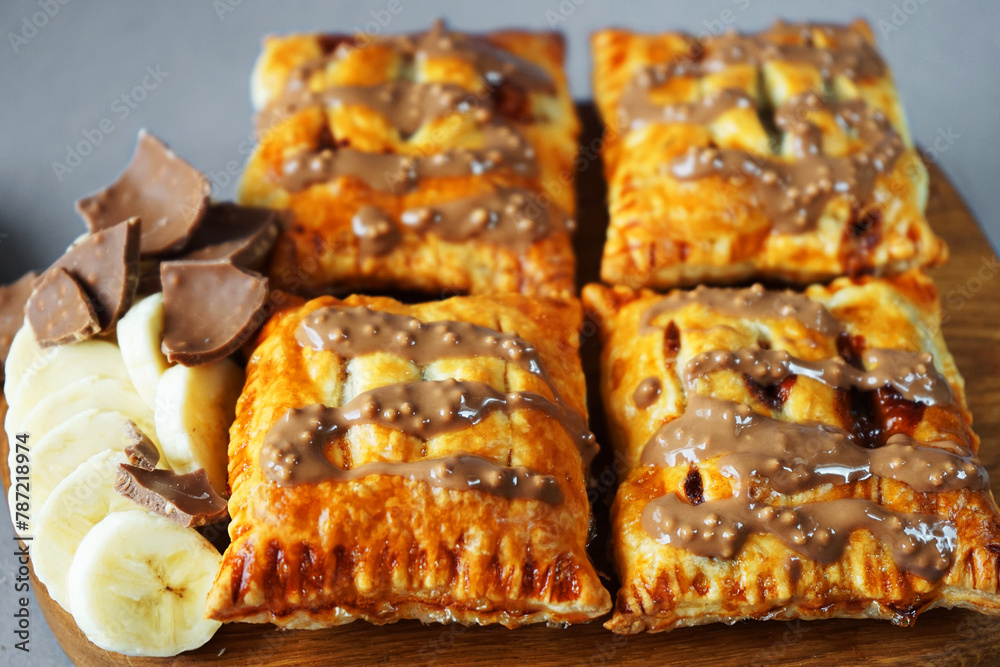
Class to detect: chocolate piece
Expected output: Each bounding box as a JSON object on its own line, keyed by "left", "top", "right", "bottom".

{"left": 261, "top": 379, "right": 596, "bottom": 486}
{"left": 76, "top": 130, "right": 210, "bottom": 256}
{"left": 50, "top": 217, "right": 140, "bottom": 331}
{"left": 114, "top": 464, "right": 228, "bottom": 528}
{"left": 26, "top": 268, "right": 100, "bottom": 347}
{"left": 181, "top": 203, "right": 281, "bottom": 269}
{"left": 160, "top": 260, "right": 268, "bottom": 365}
{"left": 123, "top": 420, "right": 160, "bottom": 471}
{"left": 0, "top": 272, "right": 37, "bottom": 381}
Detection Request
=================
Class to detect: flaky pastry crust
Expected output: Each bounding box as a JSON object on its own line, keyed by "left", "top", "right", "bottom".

{"left": 592, "top": 20, "right": 947, "bottom": 289}
{"left": 208, "top": 293, "right": 611, "bottom": 628}
{"left": 583, "top": 271, "right": 1000, "bottom": 633}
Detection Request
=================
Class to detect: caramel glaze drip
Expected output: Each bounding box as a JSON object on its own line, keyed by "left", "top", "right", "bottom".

{"left": 279, "top": 122, "right": 536, "bottom": 193}
{"left": 641, "top": 495, "right": 955, "bottom": 582}
{"left": 257, "top": 80, "right": 488, "bottom": 135}
{"left": 346, "top": 187, "right": 573, "bottom": 257}
{"left": 260, "top": 379, "right": 593, "bottom": 503}
{"left": 640, "top": 283, "right": 842, "bottom": 337}
{"left": 670, "top": 92, "right": 905, "bottom": 233}
{"left": 618, "top": 22, "right": 886, "bottom": 130}
{"left": 638, "top": 394, "right": 984, "bottom": 581}
{"left": 297, "top": 306, "right": 595, "bottom": 459}
{"left": 686, "top": 347, "right": 954, "bottom": 406}
{"left": 633, "top": 377, "right": 662, "bottom": 409}
{"left": 641, "top": 395, "right": 986, "bottom": 495}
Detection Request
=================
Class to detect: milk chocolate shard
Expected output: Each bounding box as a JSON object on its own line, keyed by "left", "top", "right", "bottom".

{"left": 50, "top": 217, "right": 140, "bottom": 332}
{"left": 75, "top": 130, "right": 211, "bottom": 256}
{"left": 26, "top": 267, "right": 101, "bottom": 347}
{"left": 160, "top": 259, "right": 268, "bottom": 366}
{"left": 181, "top": 203, "right": 281, "bottom": 269}
{"left": 0, "top": 271, "right": 38, "bottom": 380}
{"left": 114, "top": 464, "right": 229, "bottom": 528}
{"left": 123, "top": 420, "right": 160, "bottom": 471}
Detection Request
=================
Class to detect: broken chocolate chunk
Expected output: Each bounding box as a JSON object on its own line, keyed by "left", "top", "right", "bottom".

{"left": 50, "top": 217, "right": 140, "bottom": 331}
{"left": 160, "top": 259, "right": 268, "bottom": 366}
{"left": 0, "top": 272, "right": 37, "bottom": 381}
{"left": 181, "top": 203, "right": 281, "bottom": 269}
{"left": 26, "top": 267, "right": 101, "bottom": 347}
{"left": 75, "top": 130, "right": 210, "bottom": 256}
{"left": 114, "top": 464, "right": 228, "bottom": 528}
{"left": 123, "top": 420, "right": 160, "bottom": 471}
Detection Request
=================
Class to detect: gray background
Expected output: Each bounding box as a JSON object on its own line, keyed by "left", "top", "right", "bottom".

{"left": 0, "top": 1, "right": 997, "bottom": 664}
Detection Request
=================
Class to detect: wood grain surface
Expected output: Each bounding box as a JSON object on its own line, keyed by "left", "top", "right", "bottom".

{"left": 5, "top": 104, "right": 1000, "bottom": 666}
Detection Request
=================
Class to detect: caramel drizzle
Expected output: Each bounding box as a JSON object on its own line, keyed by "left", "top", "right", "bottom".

{"left": 297, "top": 306, "right": 595, "bottom": 459}
{"left": 260, "top": 379, "right": 592, "bottom": 501}
{"left": 348, "top": 187, "right": 573, "bottom": 257}
{"left": 640, "top": 283, "right": 842, "bottom": 337}
{"left": 641, "top": 495, "right": 955, "bottom": 582}
{"left": 278, "top": 122, "right": 537, "bottom": 193}
{"left": 633, "top": 377, "right": 662, "bottom": 409}
{"left": 257, "top": 80, "right": 488, "bottom": 135}
{"left": 669, "top": 92, "right": 905, "bottom": 233}
{"left": 618, "top": 86, "right": 755, "bottom": 132}
{"left": 638, "top": 394, "right": 983, "bottom": 580}
{"left": 686, "top": 346, "right": 954, "bottom": 406}
{"left": 642, "top": 395, "right": 985, "bottom": 495}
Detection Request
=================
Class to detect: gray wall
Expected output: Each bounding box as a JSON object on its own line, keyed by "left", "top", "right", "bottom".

{"left": 0, "top": 1, "right": 996, "bottom": 664}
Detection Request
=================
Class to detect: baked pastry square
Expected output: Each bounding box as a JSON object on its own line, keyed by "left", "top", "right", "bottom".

{"left": 583, "top": 270, "right": 1000, "bottom": 633}
{"left": 208, "top": 292, "right": 611, "bottom": 627}
{"left": 241, "top": 23, "right": 580, "bottom": 298}
{"left": 592, "top": 20, "right": 947, "bottom": 289}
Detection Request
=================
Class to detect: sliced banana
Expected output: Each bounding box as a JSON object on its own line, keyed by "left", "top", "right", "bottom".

{"left": 18, "top": 376, "right": 155, "bottom": 445}
{"left": 68, "top": 510, "right": 222, "bottom": 657}
{"left": 3, "top": 324, "right": 42, "bottom": 398}
{"left": 5, "top": 337, "right": 130, "bottom": 437}
{"left": 154, "top": 359, "right": 243, "bottom": 494}
{"left": 117, "top": 293, "right": 170, "bottom": 409}
{"left": 12, "top": 409, "right": 145, "bottom": 533}
{"left": 33, "top": 449, "right": 145, "bottom": 611}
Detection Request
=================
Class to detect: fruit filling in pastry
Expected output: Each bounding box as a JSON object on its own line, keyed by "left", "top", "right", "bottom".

{"left": 241, "top": 21, "right": 580, "bottom": 298}
{"left": 592, "top": 20, "right": 947, "bottom": 288}
{"left": 584, "top": 270, "right": 1000, "bottom": 633}
{"left": 208, "top": 293, "right": 612, "bottom": 627}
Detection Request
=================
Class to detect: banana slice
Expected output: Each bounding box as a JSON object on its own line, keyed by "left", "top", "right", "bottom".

{"left": 11, "top": 409, "right": 145, "bottom": 533}
{"left": 68, "top": 510, "right": 222, "bottom": 657}
{"left": 33, "top": 449, "right": 144, "bottom": 611}
{"left": 3, "top": 324, "right": 42, "bottom": 398}
{"left": 117, "top": 293, "right": 170, "bottom": 409}
{"left": 5, "top": 337, "right": 129, "bottom": 437}
{"left": 18, "top": 377, "right": 155, "bottom": 445}
{"left": 154, "top": 359, "right": 243, "bottom": 494}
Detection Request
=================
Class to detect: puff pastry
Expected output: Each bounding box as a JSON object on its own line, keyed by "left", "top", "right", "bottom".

{"left": 207, "top": 292, "right": 611, "bottom": 627}
{"left": 241, "top": 23, "right": 579, "bottom": 298}
{"left": 583, "top": 270, "right": 1000, "bottom": 633}
{"left": 592, "top": 20, "right": 947, "bottom": 289}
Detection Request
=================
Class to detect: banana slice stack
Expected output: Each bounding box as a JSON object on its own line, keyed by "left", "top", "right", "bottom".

{"left": 4, "top": 293, "right": 243, "bottom": 657}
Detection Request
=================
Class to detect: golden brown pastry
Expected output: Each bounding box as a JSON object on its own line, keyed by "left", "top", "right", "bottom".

{"left": 208, "top": 292, "right": 611, "bottom": 628}
{"left": 583, "top": 270, "right": 1000, "bottom": 634}
{"left": 241, "top": 23, "right": 580, "bottom": 298}
{"left": 592, "top": 20, "right": 947, "bottom": 289}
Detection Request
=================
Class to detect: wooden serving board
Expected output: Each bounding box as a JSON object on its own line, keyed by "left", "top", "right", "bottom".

{"left": 6, "top": 104, "right": 1000, "bottom": 666}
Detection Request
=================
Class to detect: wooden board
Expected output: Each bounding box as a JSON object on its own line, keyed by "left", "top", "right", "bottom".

{"left": 7, "top": 104, "right": 1000, "bottom": 665}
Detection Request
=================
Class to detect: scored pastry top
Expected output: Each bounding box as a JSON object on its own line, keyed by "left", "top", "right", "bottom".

{"left": 583, "top": 270, "right": 1000, "bottom": 633}
{"left": 208, "top": 292, "right": 610, "bottom": 628}
{"left": 592, "top": 20, "right": 948, "bottom": 288}
{"left": 242, "top": 22, "right": 580, "bottom": 298}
